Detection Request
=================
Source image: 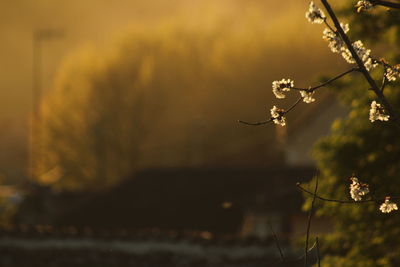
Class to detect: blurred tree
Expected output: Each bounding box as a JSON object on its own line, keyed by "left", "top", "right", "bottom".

{"left": 34, "top": 11, "right": 340, "bottom": 192}
{"left": 36, "top": 47, "right": 151, "bottom": 191}
{"left": 305, "top": 4, "right": 400, "bottom": 266}
{"left": 39, "top": 26, "right": 220, "bottom": 191}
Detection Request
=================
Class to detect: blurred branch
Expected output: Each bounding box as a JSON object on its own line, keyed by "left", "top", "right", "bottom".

{"left": 371, "top": 0, "right": 400, "bottom": 9}
{"left": 381, "top": 74, "right": 388, "bottom": 93}
{"left": 316, "top": 237, "right": 321, "bottom": 267}
{"left": 304, "top": 175, "right": 318, "bottom": 267}
{"left": 268, "top": 220, "right": 285, "bottom": 262}
{"left": 272, "top": 241, "right": 317, "bottom": 266}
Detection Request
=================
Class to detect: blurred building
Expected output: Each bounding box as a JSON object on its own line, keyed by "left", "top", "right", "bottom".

{"left": 13, "top": 90, "right": 345, "bottom": 241}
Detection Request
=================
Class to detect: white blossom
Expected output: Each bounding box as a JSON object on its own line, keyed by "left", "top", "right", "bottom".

{"left": 270, "top": 106, "right": 286, "bottom": 126}
{"left": 363, "top": 57, "right": 378, "bottom": 71}
{"left": 272, "top": 79, "right": 294, "bottom": 99}
{"left": 322, "top": 25, "right": 377, "bottom": 71}
{"left": 349, "top": 177, "right": 369, "bottom": 201}
{"left": 380, "top": 197, "right": 398, "bottom": 213}
{"left": 322, "top": 23, "right": 349, "bottom": 53}
{"left": 306, "top": 1, "right": 326, "bottom": 24}
{"left": 300, "top": 90, "right": 315, "bottom": 103}
{"left": 340, "top": 23, "right": 350, "bottom": 34}
{"left": 369, "top": 100, "right": 390, "bottom": 122}
{"left": 341, "top": 40, "right": 378, "bottom": 71}
{"left": 356, "top": 1, "right": 373, "bottom": 12}
{"left": 341, "top": 41, "right": 369, "bottom": 63}
{"left": 385, "top": 65, "right": 400, "bottom": 82}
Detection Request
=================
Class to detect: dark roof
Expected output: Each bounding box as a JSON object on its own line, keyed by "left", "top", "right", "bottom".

{"left": 18, "top": 167, "right": 314, "bottom": 234}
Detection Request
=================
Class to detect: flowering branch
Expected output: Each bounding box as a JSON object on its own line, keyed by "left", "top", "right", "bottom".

{"left": 238, "top": 68, "right": 359, "bottom": 126}
{"left": 239, "top": 1, "right": 400, "bottom": 263}
{"left": 320, "top": 0, "right": 400, "bottom": 127}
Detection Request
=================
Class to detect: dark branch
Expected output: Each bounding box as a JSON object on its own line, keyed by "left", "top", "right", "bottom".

{"left": 285, "top": 97, "right": 303, "bottom": 113}
{"left": 323, "top": 18, "right": 335, "bottom": 33}
{"left": 237, "top": 119, "right": 272, "bottom": 126}
{"left": 311, "top": 67, "right": 360, "bottom": 91}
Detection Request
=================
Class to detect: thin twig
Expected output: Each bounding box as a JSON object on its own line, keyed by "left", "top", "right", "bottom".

{"left": 297, "top": 182, "right": 400, "bottom": 203}
{"left": 311, "top": 67, "right": 360, "bottom": 91}
{"left": 323, "top": 18, "right": 335, "bottom": 33}
{"left": 237, "top": 118, "right": 272, "bottom": 126}
{"left": 316, "top": 237, "right": 321, "bottom": 267}
{"left": 320, "top": 0, "right": 400, "bottom": 127}
{"left": 292, "top": 67, "right": 359, "bottom": 92}
{"left": 238, "top": 97, "right": 302, "bottom": 126}
{"left": 285, "top": 97, "right": 303, "bottom": 113}
{"left": 268, "top": 220, "right": 285, "bottom": 262}
{"left": 304, "top": 175, "right": 318, "bottom": 267}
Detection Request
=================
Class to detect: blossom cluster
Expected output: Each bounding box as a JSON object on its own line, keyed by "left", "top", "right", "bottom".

{"left": 380, "top": 197, "right": 398, "bottom": 213}
{"left": 349, "top": 177, "right": 398, "bottom": 213}
{"left": 385, "top": 65, "right": 400, "bottom": 82}
{"left": 322, "top": 23, "right": 349, "bottom": 53}
{"left": 270, "top": 106, "right": 286, "bottom": 126}
{"left": 300, "top": 90, "right": 315, "bottom": 103}
{"left": 341, "top": 40, "right": 378, "bottom": 71}
{"left": 369, "top": 101, "right": 390, "bottom": 122}
{"left": 306, "top": 1, "right": 326, "bottom": 24}
{"left": 272, "top": 79, "right": 294, "bottom": 99}
{"left": 322, "top": 24, "right": 377, "bottom": 71}
{"left": 349, "top": 176, "right": 369, "bottom": 201}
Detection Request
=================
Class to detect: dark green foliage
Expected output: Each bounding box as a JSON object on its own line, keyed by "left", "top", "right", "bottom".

{"left": 305, "top": 4, "right": 400, "bottom": 266}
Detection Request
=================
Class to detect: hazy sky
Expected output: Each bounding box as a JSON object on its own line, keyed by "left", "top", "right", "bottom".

{"left": 0, "top": 0, "right": 337, "bottom": 119}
